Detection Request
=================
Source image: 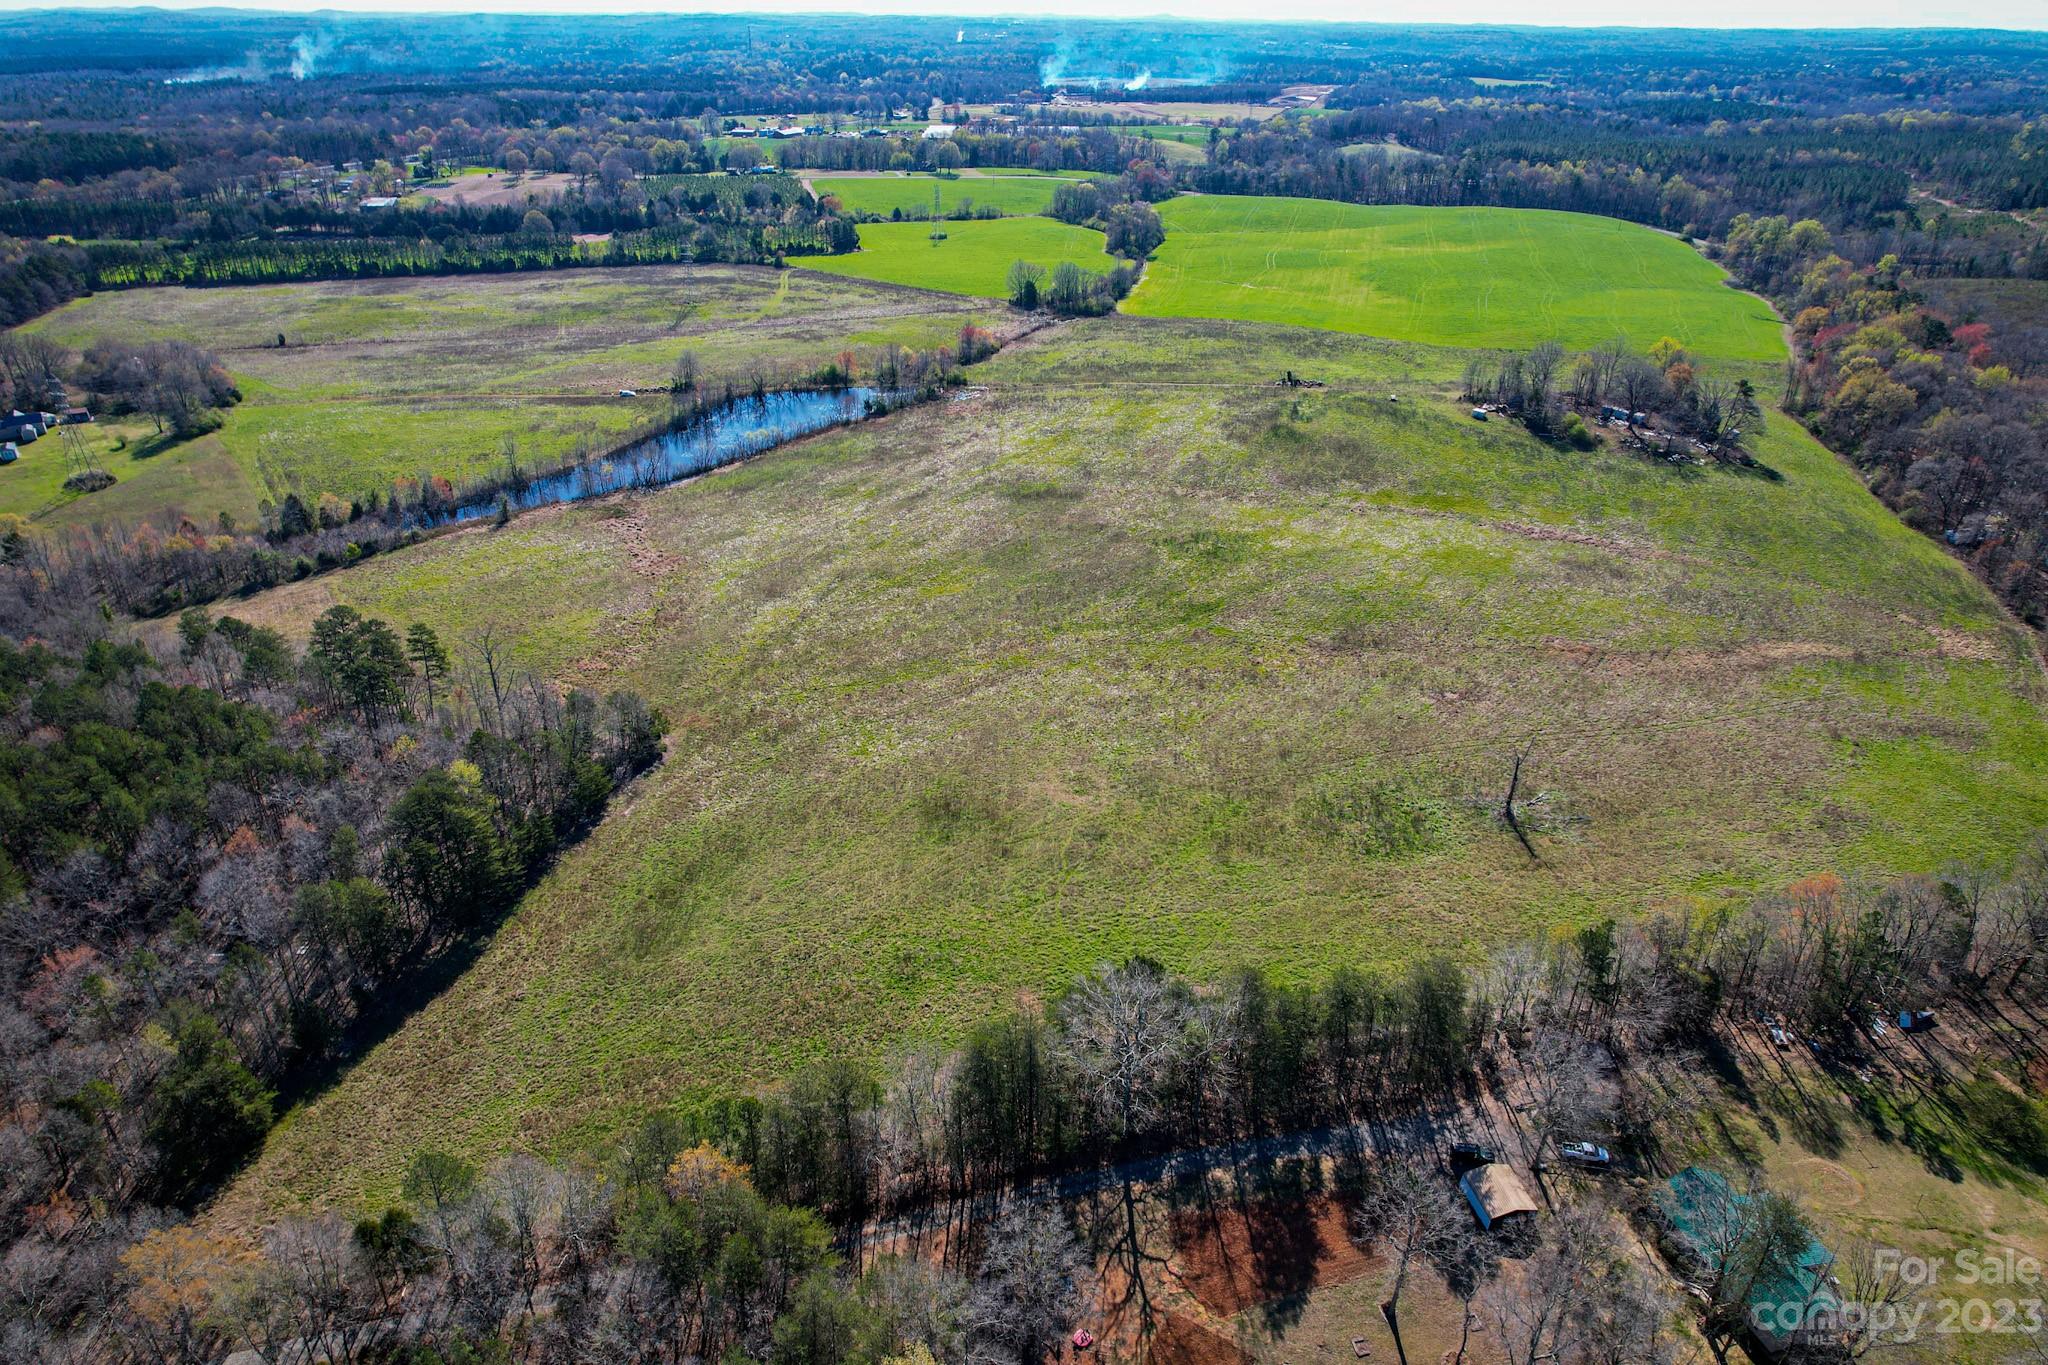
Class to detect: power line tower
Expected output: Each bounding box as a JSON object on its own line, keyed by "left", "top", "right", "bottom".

{"left": 928, "top": 182, "right": 946, "bottom": 242}
{"left": 59, "top": 422, "right": 101, "bottom": 480}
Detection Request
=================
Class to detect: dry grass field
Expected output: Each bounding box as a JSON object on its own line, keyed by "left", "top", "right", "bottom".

{"left": 413, "top": 170, "right": 577, "bottom": 208}
{"left": 205, "top": 312, "right": 2048, "bottom": 1222}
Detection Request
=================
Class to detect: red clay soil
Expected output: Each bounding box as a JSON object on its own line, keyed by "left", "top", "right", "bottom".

{"left": 1169, "top": 1194, "right": 1381, "bottom": 1318}
{"left": 1146, "top": 1313, "right": 1251, "bottom": 1365}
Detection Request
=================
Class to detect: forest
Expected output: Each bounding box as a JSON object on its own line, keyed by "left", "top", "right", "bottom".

{"left": 0, "top": 599, "right": 665, "bottom": 1360}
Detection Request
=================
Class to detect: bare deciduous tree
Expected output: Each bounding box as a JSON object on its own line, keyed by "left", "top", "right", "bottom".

{"left": 1052, "top": 959, "right": 1204, "bottom": 1144}
{"left": 965, "top": 1202, "right": 1084, "bottom": 1365}
{"left": 1355, "top": 1156, "right": 1473, "bottom": 1365}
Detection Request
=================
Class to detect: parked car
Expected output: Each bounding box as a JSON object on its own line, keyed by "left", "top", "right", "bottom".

{"left": 617, "top": 388, "right": 638, "bottom": 398}
{"left": 1450, "top": 1141, "right": 1500, "bottom": 1169}
{"left": 1558, "top": 1141, "right": 1612, "bottom": 1170}
{"left": 1769, "top": 1023, "right": 1791, "bottom": 1048}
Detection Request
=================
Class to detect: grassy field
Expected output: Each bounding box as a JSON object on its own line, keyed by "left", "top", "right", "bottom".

{"left": 1121, "top": 124, "right": 1216, "bottom": 145}
{"left": 0, "top": 416, "right": 257, "bottom": 528}
{"left": 810, "top": 173, "right": 1077, "bottom": 218}
{"left": 12, "top": 266, "right": 998, "bottom": 525}
{"left": 208, "top": 309, "right": 2048, "bottom": 1222}
{"left": 1126, "top": 197, "right": 1786, "bottom": 360}
{"left": 974, "top": 166, "right": 1112, "bottom": 179}
{"left": 797, "top": 218, "right": 1122, "bottom": 298}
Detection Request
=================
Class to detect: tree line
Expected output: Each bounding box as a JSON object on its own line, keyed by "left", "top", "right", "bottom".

{"left": 48, "top": 832, "right": 2046, "bottom": 1363}
{"left": 1719, "top": 214, "right": 2048, "bottom": 624}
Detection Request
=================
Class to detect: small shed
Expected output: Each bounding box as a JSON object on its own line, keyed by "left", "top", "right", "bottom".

{"left": 1459, "top": 1163, "right": 1538, "bottom": 1230}
{"left": 1897, "top": 1009, "right": 1936, "bottom": 1033}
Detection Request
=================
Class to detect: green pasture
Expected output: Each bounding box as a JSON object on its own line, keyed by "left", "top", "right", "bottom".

{"left": 1124, "top": 124, "right": 1217, "bottom": 145}
{"left": 797, "top": 218, "right": 1123, "bottom": 298}
{"left": 810, "top": 173, "right": 1076, "bottom": 218}
{"left": 1125, "top": 197, "right": 1786, "bottom": 360}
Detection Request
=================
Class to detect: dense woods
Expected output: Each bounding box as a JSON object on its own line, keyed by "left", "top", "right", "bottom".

{"left": 0, "top": 612, "right": 664, "bottom": 1360}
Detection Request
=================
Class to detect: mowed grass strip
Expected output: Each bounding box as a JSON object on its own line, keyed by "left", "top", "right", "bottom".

{"left": 797, "top": 218, "right": 1122, "bottom": 298}
{"left": 811, "top": 173, "right": 1078, "bottom": 217}
{"left": 1125, "top": 197, "right": 1786, "bottom": 360}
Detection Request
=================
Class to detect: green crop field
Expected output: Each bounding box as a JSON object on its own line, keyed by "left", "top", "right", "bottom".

{"left": 796, "top": 218, "right": 1123, "bottom": 297}
{"left": 208, "top": 302, "right": 2048, "bottom": 1222}
{"left": 811, "top": 173, "right": 1078, "bottom": 218}
{"left": 1123, "top": 124, "right": 1214, "bottom": 144}
{"left": 1125, "top": 197, "right": 1786, "bottom": 359}
{"left": 9, "top": 266, "right": 998, "bottom": 526}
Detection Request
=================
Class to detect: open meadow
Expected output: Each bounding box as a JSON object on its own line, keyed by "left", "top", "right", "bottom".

{"left": 205, "top": 304, "right": 2048, "bottom": 1221}
{"left": 796, "top": 217, "right": 1122, "bottom": 296}
{"left": 10, "top": 266, "right": 997, "bottom": 526}
{"left": 1127, "top": 197, "right": 1787, "bottom": 359}
{"left": 810, "top": 172, "right": 1079, "bottom": 218}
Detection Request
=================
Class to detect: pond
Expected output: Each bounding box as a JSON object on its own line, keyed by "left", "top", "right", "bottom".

{"left": 437, "top": 387, "right": 887, "bottom": 524}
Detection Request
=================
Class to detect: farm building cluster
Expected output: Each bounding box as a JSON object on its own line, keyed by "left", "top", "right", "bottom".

{"left": 0, "top": 375, "right": 91, "bottom": 466}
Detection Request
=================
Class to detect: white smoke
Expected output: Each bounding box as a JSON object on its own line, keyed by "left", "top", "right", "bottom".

{"left": 1126, "top": 70, "right": 1151, "bottom": 91}
{"left": 289, "top": 32, "right": 333, "bottom": 81}
{"left": 165, "top": 51, "right": 271, "bottom": 84}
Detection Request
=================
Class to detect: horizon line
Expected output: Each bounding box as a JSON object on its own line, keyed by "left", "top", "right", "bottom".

{"left": 2, "top": 3, "right": 2045, "bottom": 36}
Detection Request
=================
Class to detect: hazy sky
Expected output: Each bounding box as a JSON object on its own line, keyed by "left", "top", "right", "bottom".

{"left": 13, "top": 0, "right": 2048, "bottom": 31}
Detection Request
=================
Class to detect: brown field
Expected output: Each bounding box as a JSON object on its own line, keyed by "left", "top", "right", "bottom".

{"left": 414, "top": 171, "right": 578, "bottom": 208}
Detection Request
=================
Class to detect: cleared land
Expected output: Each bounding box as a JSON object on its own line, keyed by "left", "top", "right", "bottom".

{"left": 811, "top": 173, "right": 1080, "bottom": 217}
{"left": 1126, "top": 197, "right": 1786, "bottom": 360}
{"left": 11, "top": 266, "right": 997, "bottom": 525}
{"left": 1029, "top": 99, "right": 1285, "bottom": 122}
{"left": 211, "top": 309, "right": 2048, "bottom": 1221}
{"left": 797, "top": 218, "right": 1121, "bottom": 297}
{"left": 413, "top": 171, "right": 575, "bottom": 208}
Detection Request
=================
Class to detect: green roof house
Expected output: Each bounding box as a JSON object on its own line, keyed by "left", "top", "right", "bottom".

{"left": 1658, "top": 1166, "right": 1841, "bottom": 1359}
